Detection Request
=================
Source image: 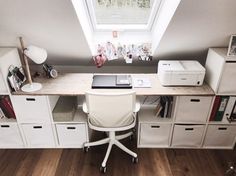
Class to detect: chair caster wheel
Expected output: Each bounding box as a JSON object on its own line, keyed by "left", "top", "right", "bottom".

{"left": 100, "top": 166, "right": 107, "bottom": 173}
{"left": 83, "top": 146, "right": 89, "bottom": 153}
{"left": 132, "top": 157, "right": 138, "bottom": 164}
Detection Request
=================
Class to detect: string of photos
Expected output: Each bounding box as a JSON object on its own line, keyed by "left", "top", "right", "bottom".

{"left": 93, "top": 42, "right": 152, "bottom": 68}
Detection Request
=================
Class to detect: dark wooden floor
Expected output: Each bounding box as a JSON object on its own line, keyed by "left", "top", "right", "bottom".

{"left": 0, "top": 136, "right": 235, "bottom": 176}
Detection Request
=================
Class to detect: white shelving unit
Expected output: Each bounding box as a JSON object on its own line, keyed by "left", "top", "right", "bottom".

{"left": 138, "top": 95, "right": 215, "bottom": 149}
{"left": 0, "top": 48, "right": 24, "bottom": 148}
{"left": 203, "top": 48, "right": 236, "bottom": 149}
{"left": 0, "top": 47, "right": 234, "bottom": 150}
{"left": 11, "top": 95, "right": 59, "bottom": 148}
{"left": 52, "top": 96, "right": 90, "bottom": 148}
{"left": 138, "top": 104, "right": 174, "bottom": 148}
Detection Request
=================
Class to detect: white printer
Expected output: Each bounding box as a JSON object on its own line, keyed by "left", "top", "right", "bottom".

{"left": 158, "top": 60, "right": 206, "bottom": 86}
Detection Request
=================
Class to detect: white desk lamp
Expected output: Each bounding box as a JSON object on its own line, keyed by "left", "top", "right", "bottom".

{"left": 19, "top": 37, "right": 47, "bottom": 92}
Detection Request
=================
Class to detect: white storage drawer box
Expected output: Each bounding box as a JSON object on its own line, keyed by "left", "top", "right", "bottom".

{"left": 171, "top": 124, "right": 205, "bottom": 147}
{"left": 203, "top": 125, "right": 236, "bottom": 148}
{"left": 218, "top": 62, "right": 236, "bottom": 94}
{"left": 11, "top": 95, "right": 51, "bottom": 123}
{"left": 56, "top": 124, "right": 87, "bottom": 147}
{"left": 139, "top": 123, "right": 171, "bottom": 147}
{"left": 0, "top": 123, "right": 24, "bottom": 148}
{"left": 175, "top": 96, "right": 212, "bottom": 123}
{"left": 21, "top": 124, "right": 55, "bottom": 147}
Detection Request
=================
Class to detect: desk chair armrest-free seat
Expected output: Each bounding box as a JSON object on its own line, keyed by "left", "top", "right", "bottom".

{"left": 82, "top": 91, "right": 140, "bottom": 173}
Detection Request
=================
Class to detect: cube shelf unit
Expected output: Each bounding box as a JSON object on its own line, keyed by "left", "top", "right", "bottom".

{"left": 11, "top": 94, "right": 90, "bottom": 148}
{"left": 203, "top": 48, "right": 236, "bottom": 149}
{"left": 0, "top": 48, "right": 24, "bottom": 148}
{"left": 138, "top": 95, "right": 215, "bottom": 149}
{"left": 0, "top": 47, "right": 235, "bottom": 150}
{"left": 138, "top": 104, "right": 174, "bottom": 148}
{"left": 52, "top": 97, "right": 90, "bottom": 148}
{"left": 0, "top": 48, "right": 89, "bottom": 149}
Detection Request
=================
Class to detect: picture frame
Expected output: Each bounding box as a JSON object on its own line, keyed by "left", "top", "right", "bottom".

{"left": 227, "top": 34, "right": 236, "bottom": 56}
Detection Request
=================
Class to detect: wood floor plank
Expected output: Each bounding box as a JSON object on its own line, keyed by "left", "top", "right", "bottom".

{"left": 31, "top": 149, "right": 62, "bottom": 176}
{"left": 165, "top": 149, "right": 227, "bottom": 176}
{"left": 0, "top": 149, "right": 27, "bottom": 176}
{"left": 0, "top": 147, "right": 234, "bottom": 176}
{"left": 16, "top": 149, "right": 43, "bottom": 176}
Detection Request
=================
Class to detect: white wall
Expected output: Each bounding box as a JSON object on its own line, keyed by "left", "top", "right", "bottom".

{"left": 0, "top": 0, "right": 92, "bottom": 64}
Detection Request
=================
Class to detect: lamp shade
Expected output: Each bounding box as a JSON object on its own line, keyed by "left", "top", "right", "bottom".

{"left": 24, "top": 45, "right": 47, "bottom": 64}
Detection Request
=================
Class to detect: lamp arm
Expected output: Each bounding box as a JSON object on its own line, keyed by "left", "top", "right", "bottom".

{"left": 19, "top": 37, "right": 32, "bottom": 85}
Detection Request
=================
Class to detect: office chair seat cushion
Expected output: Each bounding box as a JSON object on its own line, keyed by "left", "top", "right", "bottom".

{"left": 88, "top": 111, "right": 134, "bottom": 128}
{"left": 52, "top": 96, "right": 76, "bottom": 121}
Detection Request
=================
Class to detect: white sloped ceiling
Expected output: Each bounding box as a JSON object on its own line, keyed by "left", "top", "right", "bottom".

{"left": 154, "top": 0, "right": 236, "bottom": 63}
{"left": 0, "top": 0, "right": 236, "bottom": 65}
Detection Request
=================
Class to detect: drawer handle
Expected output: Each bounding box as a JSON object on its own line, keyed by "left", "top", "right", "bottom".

{"left": 190, "top": 99, "right": 200, "bottom": 102}
{"left": 33, "top": 126, "right": 42, "bottom": 129}
{"left": 218, "top": 127, "right": 227, "bottom": 130}
{"left": 185, "top": 128, "right": 194, "bottom": 131}
{"left": 67, "top": 127, "right": 76, "bottom": 130}
{"left": 26, "top": 98, "right": 36, "bottom": 101}
{"left": 151, "top": 125, "right": 160, "bottom": 128}
{"left": 1, "top": 125, "right": 10, "bottom": 128}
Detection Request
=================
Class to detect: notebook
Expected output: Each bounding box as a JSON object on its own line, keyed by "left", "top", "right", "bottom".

{"left": 92, "top": 75, "right": 132, "bottom": 89}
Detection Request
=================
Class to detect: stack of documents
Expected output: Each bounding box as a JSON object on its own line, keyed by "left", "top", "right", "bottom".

{"left": 133, "top": 77, "right": 151, "bottom": 88}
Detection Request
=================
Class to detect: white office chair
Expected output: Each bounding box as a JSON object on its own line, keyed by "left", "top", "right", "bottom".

{"left": 82, "top": 91, "right": 140, "bottom": 173}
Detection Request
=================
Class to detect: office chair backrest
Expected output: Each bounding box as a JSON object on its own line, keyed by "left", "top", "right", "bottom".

{"left": 85, "top": 91, "right": 136, "bottom": 128}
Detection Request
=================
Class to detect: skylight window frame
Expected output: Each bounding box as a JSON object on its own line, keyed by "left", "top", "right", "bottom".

{"left": 84, "top": 0, "right": 162, "bottom": 32}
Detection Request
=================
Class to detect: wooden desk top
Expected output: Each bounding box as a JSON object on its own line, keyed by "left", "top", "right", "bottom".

{"left": 12, "top": 73, "right": 215, "bottom": 96}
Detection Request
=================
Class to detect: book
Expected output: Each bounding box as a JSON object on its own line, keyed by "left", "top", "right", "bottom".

{"left": 222, "top": 96, "right": 236, "bottom": 122}
{"left": 166, "top": 96, "right": 173, "bottom": 118}
{"left": 160, "top": 96, "right": 165, "bottom": 117}
{"left": 215, "top": 96, "right": 229, "bottom": 121}
{"left": 0, "top": 96, "right": 16, "bottom": 119}
{"left": 209, "top": 96, "right": 221, "bottom": 121}
{"left": 163, "top": 96, "right": 169, "bottom": 118}
{"left": 155, "top": 103, "right": 163, "bottom": 117}
{"left": 159, "top": 96, "right": 173, "bottom": 118}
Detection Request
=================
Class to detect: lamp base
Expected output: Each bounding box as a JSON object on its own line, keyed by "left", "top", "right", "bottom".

{"left": 21, "top": 83, "right": 42, "bottom": 92}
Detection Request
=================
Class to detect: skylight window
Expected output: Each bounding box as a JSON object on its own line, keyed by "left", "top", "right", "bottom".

{"left": 85, "top": 0, "right": 162, "bottom": 31}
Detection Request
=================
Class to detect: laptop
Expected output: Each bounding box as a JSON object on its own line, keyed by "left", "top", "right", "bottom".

{"left": 92, "top": 75, "right": 132, "bottom": 89}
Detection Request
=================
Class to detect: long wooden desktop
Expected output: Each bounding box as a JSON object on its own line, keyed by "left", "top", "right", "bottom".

{"left": 13, "top": 73, "right": 214, "bottom": 96}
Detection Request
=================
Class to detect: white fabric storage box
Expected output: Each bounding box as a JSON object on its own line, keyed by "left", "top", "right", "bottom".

{"left": 139, "top": 123, "right": 171, "bottom": 147}
{"left": 0, "top": 123, "right": 24, "bottom": 148}
{"left": 218, "top": 62, "right": 236, "bottom": 94}
{"left": 203, "top": 125, "right": 236, "bottom": 148}
{"left": 21, "top": 124, "right": 55, "bottom": 147}
{"left": 11, "top": 95, "right": 51, "bottom": 123}
{"left": 56, "top": 124, "right": 87, "bottom": 147}
{"left": 171, "top": 124, "right": 205, "bottom": 147}
{"left": 175, "top": 96, "right": 212, "bottom": 123}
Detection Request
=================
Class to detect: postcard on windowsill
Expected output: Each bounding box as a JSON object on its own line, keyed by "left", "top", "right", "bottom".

{"left": 133, "top": 77, "right": 151, "bottom": 88}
